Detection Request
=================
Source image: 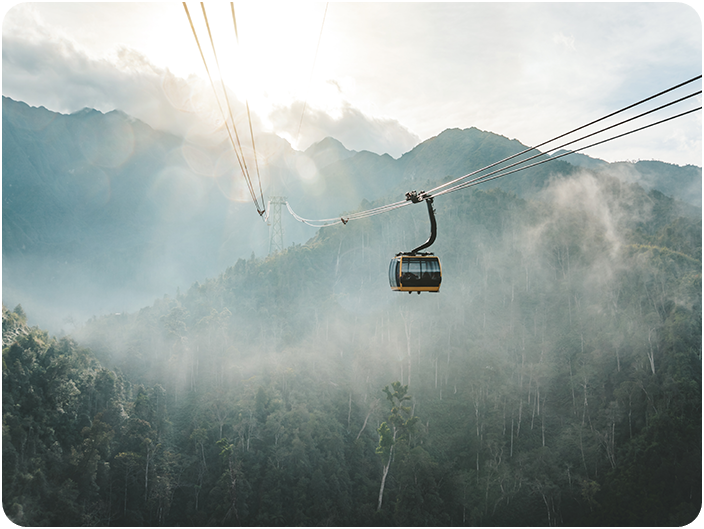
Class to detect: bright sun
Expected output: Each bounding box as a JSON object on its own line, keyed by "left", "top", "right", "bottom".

{"left": 163, "top": 2, "right": 331, "bottom": 122}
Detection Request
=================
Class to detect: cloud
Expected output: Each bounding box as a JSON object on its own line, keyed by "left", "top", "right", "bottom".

{"left": 2, "top": 27, "right": 234, "bottom": 144}
{"left": 269, "top": 99, "right": 420, "bottom": 158}
{"left": 553, "top": 32, "right": 576, "bottom": 52}
{"left": 518, "top": 171, "right": 645, "bottom": 300}
{"left": 2, "top": 2, "right": 699, "bottom": 165}
{"left": 2, "top": 14, "right": 419, "bottom": 158}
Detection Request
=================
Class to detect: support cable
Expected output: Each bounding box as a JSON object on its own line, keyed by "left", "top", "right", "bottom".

{"left": 199, "top": 3, "right": 263, "bottom": 215}
{"left": 426, "top": 74, "right": 702, "bottom": 196}
{"left": 284, "top": 76, "right": 701, "bottom": 227}
{"left": 432, "top": 106, "right": 702, "bottom": 197}
{"left": 230, "top": 1, "right": 239, "bottom": 41}
{"left": 287, "top": 200, "right": 410, "bottom": 227}
{"left": 296, "top": 2, "right": 329, "bottom": 144}
{"left": 434, "top": 89, "right": 701, "bottom": 197}
{"left": 183, "top": 2, "right": 262, "bottom": 215}
{"left": 231, "top": 3, "right": 266, "bottom": 215}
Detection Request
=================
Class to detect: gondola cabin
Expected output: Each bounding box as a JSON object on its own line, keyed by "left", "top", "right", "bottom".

{"left": 389, "top": 254, "right": 442, "bottom": 293}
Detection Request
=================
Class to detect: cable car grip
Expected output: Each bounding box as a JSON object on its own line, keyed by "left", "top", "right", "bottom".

{"left": 403, "top": 190, "right": 437, "bottom": 255}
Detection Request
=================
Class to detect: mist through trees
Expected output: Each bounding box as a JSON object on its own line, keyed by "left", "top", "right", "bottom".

{"left": 3, "top": 159, "right": 700, "bottom": 525}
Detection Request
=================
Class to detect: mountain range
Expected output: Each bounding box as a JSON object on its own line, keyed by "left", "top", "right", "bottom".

{"left": 2, "top": 96, "right": 701, "bottom": 331}
{"left": 2, "top": 96, "right": 701, "bottom": 526}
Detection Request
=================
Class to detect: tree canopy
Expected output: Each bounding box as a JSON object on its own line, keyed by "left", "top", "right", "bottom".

{"left": 3, "top": 169, "right": 701, "bottom": 525}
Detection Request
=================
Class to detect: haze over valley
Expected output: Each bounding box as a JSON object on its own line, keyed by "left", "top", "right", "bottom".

{"left": 2, "top": 2, "right": 701, "bottom": 525}
{"left": 3, "top": 94, "right": 701, "bottom": 525}
{"left": 3, "top": 96, "right": 701, "bottom": 334}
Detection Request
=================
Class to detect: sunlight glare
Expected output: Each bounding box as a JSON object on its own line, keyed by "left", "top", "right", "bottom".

{"left": 173, "top": 3, "right": 332, "bottom": 125}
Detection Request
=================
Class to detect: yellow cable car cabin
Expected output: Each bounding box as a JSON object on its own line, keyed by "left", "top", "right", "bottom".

{"left": 389, "top": 192, "right": 442, "bottom": 293}
{"left": 389, "top": 254, "right": 442, "bottom": 293}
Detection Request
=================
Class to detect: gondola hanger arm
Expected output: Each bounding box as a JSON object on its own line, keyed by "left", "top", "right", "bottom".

{"left": 403, "top": 191, "right": 437, "bottom": 254}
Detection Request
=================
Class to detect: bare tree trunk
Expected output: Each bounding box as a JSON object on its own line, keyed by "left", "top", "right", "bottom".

{"left": 541, "top": 405, "right": 546, "bottom": 447}
{"left": 435, "top": 356, "right": 438, "bottom": 389}
{"left": 569, "top": 359, "right": 577, "bottom": 415}
{"left": 144, "top": 441, "right": 159, "bottom": 502}
{"left": 541, "top": 492, "right": 552, "bottom": 526}
{"left": 123, "top": 467, "right": 128, "bottom": 517}
{"left": 647, "top": 328, "right": 657, "bottom": 374}
{"left": 144, "top": 455, "right": 149, "bottom": 502}
{"left": 356, "top": 399, "right": 378, "bottom": 441}
{"left": 401, "top": 311, "right": 413, "bottom": 387}
{"left": 510, "top": 417, "right": 514, "bottom": 457}
{"left": 516, "top": 400, "right": 522, "bottom": 438}
{"left": 377, "top": 443, "right": 394, "bottom": 511}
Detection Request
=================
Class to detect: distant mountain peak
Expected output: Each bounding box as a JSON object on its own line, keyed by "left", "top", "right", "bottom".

{"left": 76, "top": 106, "right": 94, "bottom": 113}
{"left": 303, "top": 136, "right": 357, "bottom": 170}
{"left": 553, "top": 149, "right": 609, "bottom": 169}
{"left": 305, "top": 136, "right": 355, "bottom": 155}
{"left": 106, "top": 108, "right": 132, "bottom": 119}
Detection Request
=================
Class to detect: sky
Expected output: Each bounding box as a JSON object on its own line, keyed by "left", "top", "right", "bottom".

{"left": 2, "top": 2, "right": 702, "bottom": 166}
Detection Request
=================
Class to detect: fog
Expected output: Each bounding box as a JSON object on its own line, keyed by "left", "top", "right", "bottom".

{"left": 4, "top": 98, "right": 700, "bottom": 524}
{"left": 1, "top": 17, "right": 421, "bottom": 160}
{"left": 74, "top": 168, "right": 697, "bottom": 402}
{"left": 1, "top": 97, "right": 376, "bottom": 334}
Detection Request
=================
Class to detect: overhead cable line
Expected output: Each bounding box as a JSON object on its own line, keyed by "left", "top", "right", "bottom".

{"left": 426, "top": 74, "right": 702, "bottom": 196}
{"left": 230, "top": 2, "right": 266, "bottom": 214}
{"left": 285, "top": 75, "right": 702, "bottom": 226}
{"left": 296, "top": 2, "right": 329, "bottom": 144}
{"left": 287, "top": 199, "right": 410, "bottom": 228}
{"left": 434, "top": 88, "right": 702, "bottom": 197}
{"left": 199, "top": 3, "right": 261, "bottom": 213}
{"left": 230, "top": 2, "right": 239, "bottom": 41}
{"left": 183, "top": 2, "right": 264, "bottom": 216}
{"left": 433, "top": 106, "right": 702, "bottom": 197}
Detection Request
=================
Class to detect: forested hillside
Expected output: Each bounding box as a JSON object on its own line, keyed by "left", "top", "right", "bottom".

{"left": 4, "top": 97, "right": 700, "bottom": 335}
{"left": 4, "top": 166, "right": 700, "bottom": 525}
{"left": 557, "top": 150, "right": 702, "bottom": 207}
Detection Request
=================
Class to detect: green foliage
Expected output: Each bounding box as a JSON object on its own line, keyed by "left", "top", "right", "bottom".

{"left": 376, "top": 382, "right": 418, "bottom": 455}
{"left": 375, "top": 421, "right": 393, "bottom": 464}
{"left": 12, "top": 304, "right": 27, "bottom": 323}
{"left": 3, "top": 168, "right": 701, "bottom": 525}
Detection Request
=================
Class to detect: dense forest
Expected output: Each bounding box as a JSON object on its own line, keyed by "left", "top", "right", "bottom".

{"left": 3, "top": 166, "right": 701, "bottom": 525}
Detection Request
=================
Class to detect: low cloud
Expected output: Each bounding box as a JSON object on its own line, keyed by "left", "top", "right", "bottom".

{"left": 552, "top": 32, "right": 576, "bottom": 52}
{"left": 2, "top": 29, "right": 233, "bottom": 144}
{"left": 523, "top": 171, "right": 653, "bottom": 297}
{"left": 3, "top": 25, "right": 419, "bottom": 158}
{"left": 269, "top": 99, "right": 420, "bottom": 158}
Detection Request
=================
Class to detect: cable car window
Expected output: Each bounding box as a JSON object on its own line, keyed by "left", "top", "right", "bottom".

{"left": 389, "top": 258, "right": 400, "bottom": 287}
{"left": 389, "top": 255, "right": 441, "bottom": 292}
{"left": 423, "top": 259, "right": 441, "bottom": 280}
{"left": 403, "top": 259, "right": 422, "bottom": 281}
{"left": 389, "top": 196, "right": 441, "bottom": 293}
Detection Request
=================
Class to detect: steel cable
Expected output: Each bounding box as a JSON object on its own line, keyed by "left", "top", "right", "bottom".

{"left": 433, "top": 90, "right": 701, "bottom": 197}
{"left": 199, "top": 3, "right": 263, "bottom": 214}
{"left": 296, "top": 3, "right": 329, "bottom": 144}
{"left": 426, "top": 74, "right": 702, "bottom": 196}
{"left": 183, "top": 2, "right": 263, "bottom": 215}
{"left": 231, "top": 3, "right": 266, "bottom": 215}
{"left": 284, "top": 76, "right": 701, "bottom": 226}
{"left": 182, "top": 13, "right": 700, "bottom": 230}
{"left": 432, "top": 106, "right": 702, "bottom": 197}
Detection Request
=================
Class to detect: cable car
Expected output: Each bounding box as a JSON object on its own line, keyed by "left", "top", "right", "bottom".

{"left": 389, "top": 253, "right": 442, "bottom": 293}
{"left": 389, "top": 192, "right": 442, "bottom": 294}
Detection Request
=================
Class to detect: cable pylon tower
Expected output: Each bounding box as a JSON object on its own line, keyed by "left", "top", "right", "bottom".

{"left": 267, "top": 196, "right": 286, "bottom": 255}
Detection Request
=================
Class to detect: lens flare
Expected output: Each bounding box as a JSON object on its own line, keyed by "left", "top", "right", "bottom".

{"left": 180, "top": 143, "right": 215, "bottom": 177}
{"left": 78, "top": 112, "right": 135, "bottom": 168}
